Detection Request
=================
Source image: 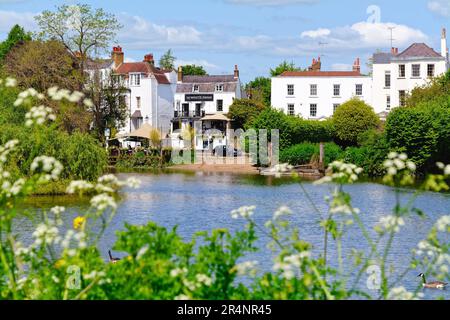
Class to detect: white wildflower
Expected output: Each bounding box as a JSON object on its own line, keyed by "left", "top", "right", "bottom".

{"left": 66, "top": 180, "right": 94, "bottom": 194}
{"left": 30, "top": 156, "right": 63, "bottom": 182}
{"left": 90, "top": 193, "right": 117, "bottom": 211}
{"left": 25, "top": 105, "right": 56, "bottom": 127}
{"left": 273, "top": 206, "right": 292, "bottom": 220}
{"left": 376, "top": 215, "right": 405, "bottom": 234}
{"left": 435, "top": 215, "right": 450, "bottom": 233}
{"left": 388, "top": 287, "right": 422, "bottom": 300}
{"left": 5, "top": 77, "right": 17, "bottom": 87}
{"left": 231, "top": 206, "right": 256, "bottom": 219}
{"left": 235, "top": 261, "right": 259, "bottom": 276}
{"left": 170, "top": 268, "right": 188, "bottom": 278}
{"left": 196, "top": 274, "right": 213, "bottom": 286}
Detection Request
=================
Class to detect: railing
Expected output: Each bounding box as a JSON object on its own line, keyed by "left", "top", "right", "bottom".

{"left": 174, "top": 111, "right": 206, "bottom": 118}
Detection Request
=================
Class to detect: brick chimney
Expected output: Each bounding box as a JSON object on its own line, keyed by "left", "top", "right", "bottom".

{"left": 112, "top": 46, "right": 124, "bottom": 69}
{"left": 352, "top": 57, "right": 361, "bottom": 73}
{"left": 144, "top": 53, "right": 155, "bottom": 66}
{"left": 308, "top": 56, "right": 321, "bottom": 71}
{"left": 234, "top": 65, "right": 240, "bottom": 79}
{"left": 177, "top": 66, "right": 183, "bottom": 83}
{"left": 391, "top": 47, "right": 399, "bottom": 56}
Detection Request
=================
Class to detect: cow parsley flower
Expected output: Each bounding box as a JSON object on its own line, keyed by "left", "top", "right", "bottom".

{"left": 388, "top": 287, "right": 423, "bottom": 300}
{"left": 30, "top": 156, "right": 63, "bottom": 182}
{"left": 235, "top": 261, "right": 259, "bottom": 276}
{"left": 90, "top": 193, "right": 117, "bottom": 211}
{"left": 66, "top": 180, "right": 94, "bottom": 194}
{"left": 231, "top": 206, "right": 256, "bottom": 219}
{"left": 25, "top": 105, "right": 56, "bottom": 127}
{"left": 376, "top": 215, "right": 405, "bottom": 234}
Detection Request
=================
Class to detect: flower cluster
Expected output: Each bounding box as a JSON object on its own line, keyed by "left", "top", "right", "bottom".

{"left": 25, "top": 106, "right": 56, "bottom": 127}
{"left": 47, "top": 86, "right": 93, "bottom": 107}
{"left": 0, "top": 77, "right": 17, "bottom": 88}
{"left": 273, "top": 252, "right": 311, "bottom": 280}
{"left": 383, "top": 152, "right": 417, "bottom": 186}
{"left": 235, "top": 261, "right": 259, "bottom": 277}
{"left": 437, "top": 162, "right": 450, "bottom": 176}
{"left": 273, "top": 206, "right": 292, "bottom": 220}
{"left": 315, "top": 161, "right": 363, "bottom": 185}
{"left": 387, "top": 287, "right": 423, "bottom": 300}
{"left": 14, "top": 88, "right": 45, "bottom": 106}
{"left": 435, "top": 215, "right": 450, "bottom": 233}
{"left": 30, "top": 156, "right": 63, "bottom": 182}
{"left": 90, "top": 193, "right": 117, "bottom": 211}
{"left": 231, "top": 206, "right": 256, "bottom": 219}
{"left": 375, "top": 215, "right": 405, "bottom": 234}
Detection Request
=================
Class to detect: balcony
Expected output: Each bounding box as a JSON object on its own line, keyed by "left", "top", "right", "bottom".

{"left": 173, "top": 110, "right": 206, "bottom": 119}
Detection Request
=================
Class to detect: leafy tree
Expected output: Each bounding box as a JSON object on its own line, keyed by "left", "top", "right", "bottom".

{"left": 270, "top": 60, "right": 300, "bottom": 77}
{"left": 332, "top": 98, "right": 380, "bottom": 146}
{"left": 4, "top": 40, "right": 83, "bottom": 93}
{"left": 407, "top": 70, "right": 450, "bottom": 107}
{"left": 182, "top": 64, "right": 207, "bottom": 76}
{"left": 0, "top": 25, "right": 31, "bottom": 62}
{"left": 245, "top": 77, "right": 271, "bottom": 107}
{"left": 228, "top": 99, "right": 266, "bottom": 129}
{"left": 86, "top": 71, "right": 130, "bottom": 143}
{"left": 159, "top": 49, "right": 176, "bottom": 70}
{"left": 35, "top": 4, "right": 122, "bottom": 73}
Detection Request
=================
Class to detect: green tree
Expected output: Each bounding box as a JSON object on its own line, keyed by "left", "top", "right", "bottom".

{"left": 407, "top": 70, "right": 450, "bottom": 107}
{"left": 0, "top": 25, "right": 31, "bottom": 62}
{"left": 228, "top": 99, "right": 267, "bottom": 129}
{"left": 270, "top": 60, "right": 300, "bottom": 77}
{"left": 332, "top": 98, "right": 380, "bottom": 146}
{"left": 182, "top": 64, "right": 207, "bottom": 76}
{"left": 35, "top": 4, "right": 122, "bottom": 73}
{"left": 159, "top": 49, "right": 176, "bottom": 70}
{"left": 245, "top": 77, "right": 271, "bottom": 107}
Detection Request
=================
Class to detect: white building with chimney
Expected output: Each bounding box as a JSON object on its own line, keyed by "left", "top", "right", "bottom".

{"left": 372, "top": 28, "right": 448, "bottom": 112}
{"left": 172, "top": 65, "right": 243, "bottom": 150}
{"left": 87, "top": 46, "right": 177, "bottom": 141}
{"left": 271, "top": 57, "right": 373, "bottom": 119}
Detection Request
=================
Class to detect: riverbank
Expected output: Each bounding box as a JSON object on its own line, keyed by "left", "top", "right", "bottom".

{"left": 168, "top": 163, "right": 260, "bottom": 175}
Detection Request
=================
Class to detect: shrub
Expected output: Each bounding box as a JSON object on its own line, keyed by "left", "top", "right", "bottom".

{"left": 280, "top": 143, "right": 343, "bottom": 166}
{"left": 332, "top": 98, "right": 380, "bottom": 147}
{"left": 228, "top": 98, "right": 267, "bottom": 129}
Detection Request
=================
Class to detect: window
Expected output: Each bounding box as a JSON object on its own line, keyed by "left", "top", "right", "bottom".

{"left": 287, "top": 84, "right": 295, "bottom": 96}
{"left": 215, "top": 84, "right": 224, "bottom": 92}
{"left": 385, "top": 71, "right": 391, "bottom": 88}
{"left": 356, "top": 84, "right": 363, "bottom": 96}
{"left": 412, "top": 64, "right": 421, "bottom": 78}
{"left": 399, "top": 91, "right": 406, "bottom": 107}
{"left": 136, "top": 97, "right": 141, "bottom": 109}
{"left": 386, "top": 96, "right": 391, "bottom": 110}
{"left": 427, "top": 64, "right": 435, "bottom": 77}
{"left": 130, "top": 73, "right": 141, "bottom": 86}
{"left": 182, "top": 103, "right": 189, "bottom": 117}
{"left": 333, "top": 104, "right": 340, "bottom": 114}
{"left": 399, "top": 65, "right": 406, "bottom": 78}
{"left": 310, "top": 104, "right": 317, "bottom": 117}
{"left": 216, "top": 100, "right": 223, "bottom": 112}
{"left": 287, "top": 104, "right": 295, "bottom": 116}
{"left": 193, "top": 85, "right": 200, "bottom": 93}
{"left": 333, "top": 84, "right": 340, "bottom": 97}
{"left": 195, "top": 103, "right": 202, "bottom": 117}
{"left": 310, "top": 84, "right": 317, "bottom": 96}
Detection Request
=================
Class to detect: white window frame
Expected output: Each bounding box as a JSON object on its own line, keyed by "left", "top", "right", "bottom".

{"left": 333, "top": 84, "right": 340, "bottom": 97}
{"left": 399, "top": 64, "right": 406, "bottom": 78}
{"left": 136, "top": 96, "right": 141, "bottom": 109}
{"left": 412, "top": 64, "right": 421, "bottom": 78}
{"left": 427, "top": 64, "right": 435, "bottom": 78}
{"left": 356, "top": 84, "right": 363, "bottom": 96}
{"left": 215, "top": 84, "right": 224, "bottom": 92}
{"left": 129, "top": 73, "right": 141, "bottom": 86}
{"left": 287, "top": 84, "right": 295, "bottom": 96}
{"left": 193, "top": 85, "right": 200, "bottom": 93}
{"left": 216, "top": 99, "right": 224, "bottom": 112}
{"left": 386, "top": 95, "right": 391, "bottom": 110}
{"left": 385, "top": 71, "right": 391, "bottom": 88}
{"left": 333, "top": 104, "right": 340, "bottom": 114}
{"left": 310, "top": 104, "right": 317, "bottom": 118}
{"left": 287, "top": 104, "right": 295, "bottom": 116}
{"left": 310, "top": 84, "right": 318, "bottom": 96}
{"left": 399, "top": 91, "right": 406, "bottom": 107}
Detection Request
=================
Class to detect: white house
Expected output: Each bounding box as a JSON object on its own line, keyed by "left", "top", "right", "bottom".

{"left": 271, "top": 57, "right": 373, "bottom": 119}
{"left": 172, "top": 66, "right": 243, "bottom": 150}
{"left": 372, "top": 28, "right": 448, "bottom": 112}
{"left": 87, "top": 46, "right": 177, "bottom": 142}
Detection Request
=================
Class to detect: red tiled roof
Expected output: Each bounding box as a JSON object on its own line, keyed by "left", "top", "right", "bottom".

{"left": 396, "top": 43, "right": 442, "bottom": 58}
{"left": 279, "top": 71, "right": 363, "bottom": 77}
{"left": 115, "top": 62, "right": 171, "bottom": 84}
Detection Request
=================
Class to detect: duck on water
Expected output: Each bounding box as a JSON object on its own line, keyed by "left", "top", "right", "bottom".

{"left": 418, "top": 273, "right": 448, "bottom": 289}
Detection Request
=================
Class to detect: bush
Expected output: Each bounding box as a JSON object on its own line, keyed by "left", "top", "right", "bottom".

{"left": 280, "top": 143, "right": 343, "bottom": 166}
{"left": 332, "top": 98, "right": 380, "bottom": 146}
{"left": 252, "top": 108, "right": 335, "bottom": 150}
{"left": 228, "top": 99, "right": 267, "bottom": 129}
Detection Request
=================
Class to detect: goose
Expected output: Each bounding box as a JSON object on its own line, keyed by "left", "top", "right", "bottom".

{"left": 108, "top": 250, "right": 121, "bottom": 264}
{"left": 418, "top": 273, "right": 447, "bottom": 289}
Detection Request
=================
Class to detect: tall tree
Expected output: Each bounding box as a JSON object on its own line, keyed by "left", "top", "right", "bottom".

{"left": 270, "top": 60, "right": 300, "bottom": 77}
{"left": 159, "top": 49, "right": 176, "bottom": 70}
{"left": 86, "top": 71, "right": 129, "bottom": 143}
{"left": 245, "top": 77, "right": 271, "bottom": 107}
{"left": 182, "top": 64, "right": 207, "bottom": 76}
{"left": 0, "top": 25, "right": 32, "bottom": 62}
{"left": 35, "top": 4, "right": 122, "bottom": 73}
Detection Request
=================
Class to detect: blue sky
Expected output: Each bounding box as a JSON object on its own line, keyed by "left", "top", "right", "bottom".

{"left": 0, "top": 0, "right": 449, "bottom": 82}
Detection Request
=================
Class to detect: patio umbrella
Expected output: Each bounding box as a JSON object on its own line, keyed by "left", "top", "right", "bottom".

{"left": 116, "top": 123, "right": 154, "bottom": 140}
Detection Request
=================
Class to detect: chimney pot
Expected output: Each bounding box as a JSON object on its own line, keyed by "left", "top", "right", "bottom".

{"left": 112, "top": 46, "right": 124, "bottom": 69}
{"left": 177, "top": 66, "right": 183, "bottom": 83}
{"left": 144, "top": 54, "right": 154, "bottom": 65}
{"left": 234, "top": 65, "right": 240, "bottom": 79}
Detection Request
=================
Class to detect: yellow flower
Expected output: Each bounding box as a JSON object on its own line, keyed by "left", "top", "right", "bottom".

{"left": 54, "top": 259, "right": 66, "bottom": 269}
{"left": 73, "top": 216, "right": 86, "bottom": 230}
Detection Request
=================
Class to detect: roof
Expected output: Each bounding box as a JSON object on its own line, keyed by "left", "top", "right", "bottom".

{"left": 278, "top": 71, "right": 364, "bottom": 77}
{"left": 115, "top": 62, "right": 171, "bottom": 84}
{"left": 395, "top": 43, "right": 443, "bottom": 59}
{"left": 116, "top": 123, "right": 154, "bottom": 139}
{"left": 373, "top": 52, "right": 394, "bottom": 64}
{"left": 182, "top": 75, "right": 237, "bottom": 83}
{"left": 176, "top": 82, "right": 237, "bottom": 93}
{"left": 86, "top": 58, "right": 113, "bottom": 70}
{"left": 131, "top": 110, "right": 143, "bottom": 119}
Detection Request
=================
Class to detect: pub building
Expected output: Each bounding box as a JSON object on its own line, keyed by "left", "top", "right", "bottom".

{"left": 171, "top": 65, "right": 243, "bottom": 151}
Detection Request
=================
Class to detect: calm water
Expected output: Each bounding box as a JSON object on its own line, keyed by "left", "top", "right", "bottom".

{"left": 14, "top": 172, "right": 450, "bottom": 300}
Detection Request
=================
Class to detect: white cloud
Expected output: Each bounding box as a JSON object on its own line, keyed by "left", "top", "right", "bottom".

{"left": 0, "top": 10, "right": 37, "bottom": 33}
{"left": 301, "top": 28, "right": 330, "bottom": 39}
{"left": 428, "top": 0, "right": 450, "bottom": 17}
{"left": 176, "top": 59, "right": 219, "bottom": 70}
{"left": 224, "top": 0, "right": 317, "bottom": 6}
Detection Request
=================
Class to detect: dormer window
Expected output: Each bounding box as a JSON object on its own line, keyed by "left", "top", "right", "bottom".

{"left": 130, "top": 73, "right": 141, "bottom": 86}
{"left": 215, "top": 84, "right": 224, "bottom": 92}
{"left": 193, "top": 85, "right": 200, "bottom": 93}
